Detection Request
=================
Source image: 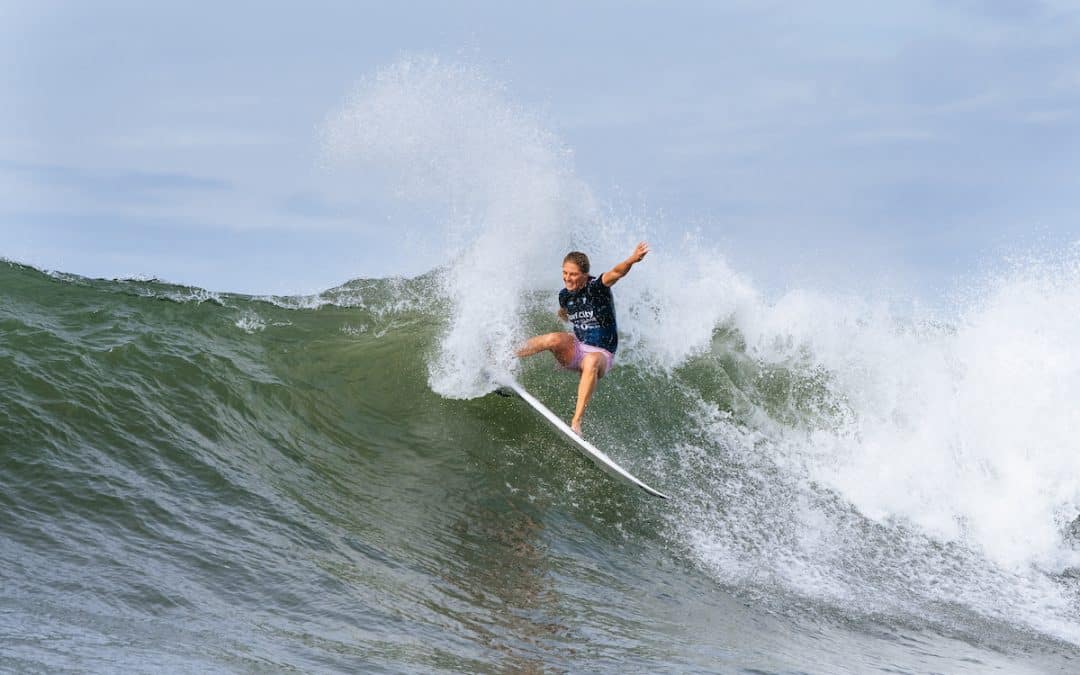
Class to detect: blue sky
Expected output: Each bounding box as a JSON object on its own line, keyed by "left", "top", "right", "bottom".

{"left": 3, "top": 1, "right": 1079, "bottom": 296}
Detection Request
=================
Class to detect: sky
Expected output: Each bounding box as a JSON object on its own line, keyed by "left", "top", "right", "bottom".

{"left": 3, "top": 1, "right": 1079, "bottom": 297}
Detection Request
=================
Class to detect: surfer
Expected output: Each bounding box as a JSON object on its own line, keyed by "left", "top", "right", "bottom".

{"left": 516, "top": 242, "right": 649, "bottom": 435}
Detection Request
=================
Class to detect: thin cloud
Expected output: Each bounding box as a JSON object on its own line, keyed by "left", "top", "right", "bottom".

{"left": 0, "top": 160, "right": 231, "bottom": 194}
{"left": 103, "top": 128, "right": 289, "bottom": 150}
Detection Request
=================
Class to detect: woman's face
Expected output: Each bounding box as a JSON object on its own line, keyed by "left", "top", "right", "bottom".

{"left": 562, "top": 261, "right": 587, "bottom": 292}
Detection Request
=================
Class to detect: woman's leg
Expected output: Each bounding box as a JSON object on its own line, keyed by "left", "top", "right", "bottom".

{"left": 516, "top": 332, "right": 577, "bottom": 367}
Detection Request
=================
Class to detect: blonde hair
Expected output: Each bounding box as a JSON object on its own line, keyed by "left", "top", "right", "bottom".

{"left": 563, "top": 251, "right": 590, "bottom": 274}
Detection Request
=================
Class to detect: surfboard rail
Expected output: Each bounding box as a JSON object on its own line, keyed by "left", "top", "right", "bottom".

{"left": 489, "top": 372, "right": 669, "bottom": 500}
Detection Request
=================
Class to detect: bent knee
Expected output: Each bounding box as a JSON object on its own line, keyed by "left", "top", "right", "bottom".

{"left": 580, "top": 352, "right": 605, "bottom": 376}
{"left": 544, "top": 332, "right": 574, "bottom": 349}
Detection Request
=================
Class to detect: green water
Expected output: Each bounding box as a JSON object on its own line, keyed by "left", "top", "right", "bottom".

{"left": 2, "top": 261, "right": 1077, "bottom": 673}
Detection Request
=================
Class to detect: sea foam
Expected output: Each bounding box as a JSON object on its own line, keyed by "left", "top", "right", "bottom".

{"left": 323, "top": 54, "right": 1080, "bottom": 644}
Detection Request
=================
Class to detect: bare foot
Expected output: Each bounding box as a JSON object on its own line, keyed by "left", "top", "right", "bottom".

{"left": 570, "top": 418, "right": 583, "bottom": 436}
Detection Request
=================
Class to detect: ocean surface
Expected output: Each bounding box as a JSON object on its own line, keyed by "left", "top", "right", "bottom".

{"left": 3, "top": 256, "right": 1080, "bottom": 673}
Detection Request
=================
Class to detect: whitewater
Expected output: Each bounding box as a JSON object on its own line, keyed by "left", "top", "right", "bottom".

{"left": 3, "top": 57, "right": 1080, "bottom": 672}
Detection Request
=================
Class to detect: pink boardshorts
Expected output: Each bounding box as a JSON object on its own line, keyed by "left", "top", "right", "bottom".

{"left": 561, "top": 337, "right": 614, "bottom": 376}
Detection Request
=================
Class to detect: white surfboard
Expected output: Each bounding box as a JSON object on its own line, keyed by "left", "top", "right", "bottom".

{"left": 489, "top": 373, "right": 669, "bottom": 500}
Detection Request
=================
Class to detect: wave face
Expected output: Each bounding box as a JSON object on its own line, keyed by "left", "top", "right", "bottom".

{"left": 3, "top": 252, "right": 1080, "bottom": 672}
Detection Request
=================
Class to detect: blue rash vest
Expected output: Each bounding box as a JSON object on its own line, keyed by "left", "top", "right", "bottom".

{"left": 559, "top": 275, "right": 618, "bottom": 354}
